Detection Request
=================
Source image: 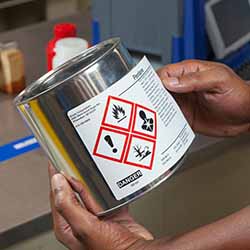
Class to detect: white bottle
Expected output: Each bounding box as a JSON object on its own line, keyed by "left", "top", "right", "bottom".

{"left": 52, "top": 37, "right": 89, "bottom": 69}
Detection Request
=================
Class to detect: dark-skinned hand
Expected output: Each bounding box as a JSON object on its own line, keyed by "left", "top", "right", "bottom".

{"left": 158, "top": 60, "right": 250, "bottom": 137}
{"left": 48, "top": 164, "right": 154, "bottom": 250}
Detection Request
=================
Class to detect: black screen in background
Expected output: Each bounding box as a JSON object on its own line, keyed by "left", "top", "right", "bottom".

{"left": 212, "top": 0, "right": 250, "bottom": 47}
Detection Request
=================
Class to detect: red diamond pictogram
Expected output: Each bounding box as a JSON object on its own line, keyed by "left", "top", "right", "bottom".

{"left": 93, "top": 96, "right": 157, "bottom": 170}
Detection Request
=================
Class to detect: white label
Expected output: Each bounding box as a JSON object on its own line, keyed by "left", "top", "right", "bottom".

{"left": 68, "top": 57, "right": 195, "bottom": 200}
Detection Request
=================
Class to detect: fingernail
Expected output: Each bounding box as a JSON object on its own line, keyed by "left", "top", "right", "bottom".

{"left": 163, "top": 77, "right": 179, "bottom": 86}
{"left": 51, "top": 174, "right": 65, "bottom": 193}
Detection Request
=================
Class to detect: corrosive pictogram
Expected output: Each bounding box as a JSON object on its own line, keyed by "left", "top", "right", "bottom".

{"left": 93, "top": 96, "right": 157, "bottom": 170}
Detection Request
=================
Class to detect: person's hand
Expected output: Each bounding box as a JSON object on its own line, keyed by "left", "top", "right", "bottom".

{"left": 48, "top": 164, "right": 154, "bottom": 250}
{"left": 158, "top": 60, "right": 250, "bottom": 137}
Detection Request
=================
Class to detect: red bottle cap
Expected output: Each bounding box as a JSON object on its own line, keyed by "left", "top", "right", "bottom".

{"left": 54, "top": 23, "right": 77, "bottom": 39}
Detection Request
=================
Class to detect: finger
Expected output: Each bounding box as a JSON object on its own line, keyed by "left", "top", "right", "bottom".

{"left": 50, "top": 186, "right": 68, "bottom": 236}
{"left": 162, "top": 67, "right": 228, "bottom": 93}
{"left": 48, "top": 163, "right": 58, "bottom": 186}
{"left": 48, "top": 163, "right": 60, "bottom": 220}
{"left": 61, "top": 172, "right": 102, "bottom": 215}
{"left": 48, "top": 164, "right": 71, "bottom": 238}
{"left": 50, "top": 189, "right": 84, "bottom": 250}
{"left": 51, "top": 174, "right": 99, "bottom": 238}
{"left": 157, "top": 60, "right": 213, "bottom": 79}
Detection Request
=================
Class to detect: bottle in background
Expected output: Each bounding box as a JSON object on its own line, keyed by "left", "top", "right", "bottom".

{"left": 53, "top": 37, "right": 89, "bottom": 69}
{"left": 0, "top": 42, "right": 25, "bottom": 94}
{"left": 46, "top": 23, "right": 77, "bottom": 71}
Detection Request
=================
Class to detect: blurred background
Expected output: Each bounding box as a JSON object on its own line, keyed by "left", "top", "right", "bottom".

{"left": 1, "top": 0, "right": 250, "bottom": 249}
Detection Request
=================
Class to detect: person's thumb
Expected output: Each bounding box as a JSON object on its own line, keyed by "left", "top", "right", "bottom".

{"left": 51, "top": 174, "right": 99, "bottom": 239}
{"left": 162, "top": 68, "right": 223, "bottom": 93}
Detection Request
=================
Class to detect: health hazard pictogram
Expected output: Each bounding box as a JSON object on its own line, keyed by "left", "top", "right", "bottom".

{"left": 93, "top": 96, "right": 157, "bottom": 170}
{"left": 132, "top": 104, "right": 157, "bottom": 139}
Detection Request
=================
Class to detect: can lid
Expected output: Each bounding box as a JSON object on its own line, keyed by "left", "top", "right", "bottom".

{"left": 54, "top": 23, "right": 77, "bottom": 39}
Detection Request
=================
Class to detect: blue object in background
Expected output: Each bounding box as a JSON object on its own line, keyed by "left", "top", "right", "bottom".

{"left": 0, "top": 136, "right": 40, "bottom": 163}
{"left": 183, "top": 0, "right": 207, "bottom": 60}
{"left": 194, "top": 0, "right": 207, "bottom": 60}
{"left": 172, "top": 36, "right": 184, "bottom": 63}
{"left": 171, "top": 0, "right": 207, "bottom": 63}
{"left": 92, "top": 19, "right": 101, "bottom": 45}
{"left": 183, "top": 0, "right": 196, "bottom": 59}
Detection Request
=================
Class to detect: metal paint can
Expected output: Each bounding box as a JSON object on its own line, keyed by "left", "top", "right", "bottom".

{"left": 15, "top": 38, "right": 188, "bottom": 215}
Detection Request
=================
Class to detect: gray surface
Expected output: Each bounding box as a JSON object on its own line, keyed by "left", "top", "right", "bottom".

{"left": 91, "top": 0, "right": 183, "bottom": 64}
{"left": 4, "top": 230, "right": 66, "bottom": 250}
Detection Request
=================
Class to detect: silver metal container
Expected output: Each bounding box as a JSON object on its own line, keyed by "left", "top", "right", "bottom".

{"left": 15, "top": 38, "right": 184, "bottom": 215}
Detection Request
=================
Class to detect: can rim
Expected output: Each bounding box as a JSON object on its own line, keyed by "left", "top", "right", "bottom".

{"left": 14, "top": 37, "right": 121, "bottom": 105}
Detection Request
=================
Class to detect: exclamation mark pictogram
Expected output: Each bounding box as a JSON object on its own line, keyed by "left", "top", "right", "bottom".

{"left": 104, "top": 135, "right": 118, "bottom": 153}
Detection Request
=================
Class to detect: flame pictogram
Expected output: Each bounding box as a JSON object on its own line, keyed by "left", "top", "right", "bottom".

{"left": 112, "top": 104, "right": 127, "bottom": 122}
